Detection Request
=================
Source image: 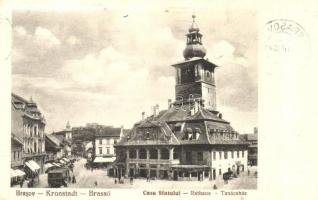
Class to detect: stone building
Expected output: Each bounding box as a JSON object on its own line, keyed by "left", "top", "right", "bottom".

{"left": 11, "top": 133, "right": 24, "bottom": 170}
{"left": 241, "top": 127, "right": 258, "bottom": 166}
{"left": 45, "top": 134, "right": 64, "bottom": 161}
{"left": 11, "top": 93, "right": 46, "bottom": 178}
{"left": 52, "top": 121, "right": 72, "bottom": 157}
{"left": 114, "top": 16, "right": 248, "bottom": 181}
{"left": 11, "top": 133, "right": 26, "bottom": 185}
{"left": 92, "top": 126, "right": 123, "bottom": 170}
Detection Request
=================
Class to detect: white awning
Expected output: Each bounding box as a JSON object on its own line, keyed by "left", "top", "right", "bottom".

{"left": 44, "top": 163, "right": 54, "bottom": 170}
{"left": 14, "top": 169, "right": 26, "bottom": 177}
{"left": 28, "top": 160, "right": 40, "bottom": 170}
{"left": 52, "top": 162, "right": 61, "bottom": 167}
{"left": 93, "top": 157, "right": 116, "bottom": 163}
{"left": 59, "top": 160, "right": 66, "bottom": 164}
{"left": 25, "top": 162, "right": 37, "bottom": 172}
{"left": 11, "top": 169, "right": 17, "bottom": 178}
{"left": 62, "top": 158, "right": 70, "bottom": 162}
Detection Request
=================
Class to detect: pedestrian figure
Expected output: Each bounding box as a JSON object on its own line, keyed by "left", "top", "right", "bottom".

{"left": 20, "top": 180, "right": 24, "bottom": 188}
{"left": 72, "top": 175, "right": 76, "bottom": 183}
{"left": 94, "top": 181, "right": 98, "bottom": 186}
{"left": 68, "top": 176, "right": 72, "bottom": 182}
{"left": 213, "top": 184, "right": 218, "bottom": 190}
{"left": 147, "top": 174, "right": 150, "bottom": 182}
{"left": 63, "top": 180, "right": 68, "bottom": 187}
{"left": 130, "top": 177, "right": 133, "bottom": 185}
{"left": 114, "top": 178, "right": 117, "bottom": 184}
{"left": 248, "top": 169, "right": 250, "bottom": 176}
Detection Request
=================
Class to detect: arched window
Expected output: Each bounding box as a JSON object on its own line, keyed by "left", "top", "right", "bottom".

{"left": 149, "top": 148, "right": 158, "bottom": 159}
{"left": 129, "top": 149, "right": 136, "bottom": 159}
{"left": 139, "top": 148, "right": 147, "bottom": 159}
{"left": 161, "top": 148, "right": 169, "bottom": 160}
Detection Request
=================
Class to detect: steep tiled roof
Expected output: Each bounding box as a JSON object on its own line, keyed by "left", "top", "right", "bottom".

{"left": 95, "top": 127, "right": 121, "bottom": 137}
{"left": 11, "top": 133, "right": 23, "bottom": 145}
{"left": 156, "top": 106, "right": 228, "bottom": 123}
{"left": 247, "top": 134, "right": 258, "bottom": 141}
{"left": 116, "top": 121, "right": 179, "bottom": 146}
{"left": 46, "top": 134, "right": 61, "bottom": 146}
{"left": 11, "top": 93, "right": 45, "bottom": 136}
{"left": 117, "top": 105, "right": 246, "bottom": 146}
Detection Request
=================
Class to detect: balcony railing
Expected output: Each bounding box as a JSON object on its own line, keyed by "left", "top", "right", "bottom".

{"left": 128, "top": 158, "right": 180, "bottom": 165}
{"left": 22, "top": 152, "right": 46, "bottom": 158}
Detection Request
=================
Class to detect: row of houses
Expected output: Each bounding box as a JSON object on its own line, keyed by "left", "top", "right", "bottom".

{"left": 11, "top": 93, "right": 73, "bottom": 186}
{"left": 11, "top": 92, "right": 127, "bottom": 183}
{"left": 11, "top": 94, "right": 47, "bottom": 184}
{"left": 70, "top": 123, "right": 127, "bottom": 170}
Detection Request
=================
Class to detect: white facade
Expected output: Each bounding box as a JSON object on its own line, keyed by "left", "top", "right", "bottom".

{"left": 95, "top": 137, "right": 118, "bottom": 157}
{"left": 211, "top": 150, "right": 248, "bottom": 175}
{"left": 65, "top": 131, "right": 72, "bottom": 140}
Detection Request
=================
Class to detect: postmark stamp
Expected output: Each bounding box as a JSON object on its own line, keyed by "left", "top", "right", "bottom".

{"left": 265, "top": 19, "right": 310, "bottom": 67}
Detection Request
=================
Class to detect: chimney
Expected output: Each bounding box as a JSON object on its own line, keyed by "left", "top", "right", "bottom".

{"left": 254, "top": 127, "right": 258, "bottom": 134}
{"left": 190, "top": 100, "right": 200, "bottom": 116}
{"left": 142, "top": 112, "right": 145, "bottom": 120}
{"left": 194, "top": 100, "right": 200, "bottom": 113}
{"left": 153, "top": 104, "right": 159, "bottom": 117}
{"left": 168, "top": 99, "right": 172, "bottom": 108}
{"left": 120, "top": 125, "right": 124, "bottom": 139}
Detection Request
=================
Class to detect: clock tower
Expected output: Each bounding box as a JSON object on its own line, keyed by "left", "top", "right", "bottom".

{"left": 172, "top": 15, "right": 218, "bottom": 111}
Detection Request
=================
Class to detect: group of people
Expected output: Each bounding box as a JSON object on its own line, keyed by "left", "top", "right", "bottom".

{"left": 113, "top": 176, "right": 135, "bottom": 185}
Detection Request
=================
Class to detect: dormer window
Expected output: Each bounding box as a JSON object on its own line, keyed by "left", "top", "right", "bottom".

{"left": 174, "top": 126, "right": 181, "bottom": 132}
{"left": 174, "top": 122, "right": 182, "bottom": 132}
{"left": 194, "top": 128, "right": 201, "bottom": 140}
{"left": 186, "top": 128, "right": 193, "bottom": 140}
{"left": 145, "top": 131, "right": 150, "bottom": 140}
{"left": 196, "top": 132, "right": 200, "bottom": 140}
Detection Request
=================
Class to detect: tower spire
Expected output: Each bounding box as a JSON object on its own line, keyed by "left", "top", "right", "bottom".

{"left": 66, "top": 120, "right": 71, "bottom": 129}
{"left": 183, "top": 15, "right": 206, "bottom": 59}
{"left": 172, "top": 16, "right": 217, "bottom": 111}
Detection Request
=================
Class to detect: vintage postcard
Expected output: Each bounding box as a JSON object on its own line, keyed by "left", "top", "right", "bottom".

{"left": 1, "top": 0, "right": 318, "bottom": 200}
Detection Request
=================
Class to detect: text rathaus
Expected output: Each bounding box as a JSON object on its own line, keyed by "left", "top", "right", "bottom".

{"left": 114, "top": 16, "right": 248, "bottom": 181}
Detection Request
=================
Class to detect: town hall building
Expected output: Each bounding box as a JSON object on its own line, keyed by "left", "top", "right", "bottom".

{"left": 114, "top": 15, "right": 248, "bottom": 181}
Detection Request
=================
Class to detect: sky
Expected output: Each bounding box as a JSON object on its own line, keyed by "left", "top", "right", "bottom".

{"left": 12, "top": 5, "right": 258, "bottom": 134}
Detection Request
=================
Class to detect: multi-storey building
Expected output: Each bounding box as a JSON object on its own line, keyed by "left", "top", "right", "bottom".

{"left": 45, "top": 134, "right": 64, "bottom": 161}
{"left": 92, "top": 126, "right": 123, "bottom": 169}
{"left": 11, "top": 133, "right": 24, "bottom": 170}
{"left": 11, "top": 133, "right": 26, "bottom": 185}
{"left": 114, "top": 15, "right": 248, "bottom": 181}
{"left": 51, "top": 121, "right": 72, "bottom": 157}
{"left": 11, "top": 93, "right": 46, "bottom": 178}
{"left": 241, "top": 127, "right": 258, "bottom": 166}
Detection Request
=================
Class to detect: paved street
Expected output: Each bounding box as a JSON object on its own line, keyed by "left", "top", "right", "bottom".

{"left": 25, "top": 158, "right": 257, "bottom": 189}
